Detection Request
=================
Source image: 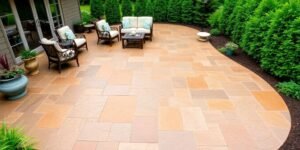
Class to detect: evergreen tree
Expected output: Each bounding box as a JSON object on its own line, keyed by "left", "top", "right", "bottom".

{"left": 153, "top": 0, "right": 168, "bottom": 22}
{"left": 121, "top": 0, "right": 132, "bottom": 16}
{"left": 181, "top": 0, "right": 193, "bottom": 24}
{"left": 219, "top": 0, "right": 237, "bottom": 34}
{"left": 261, "top": 0, "right": 300, "bottom": 82}
{"left": 145, "top": 0, "right": 154, "bottom": 16}
{"left": 193, "top": 0, "right": 219, "bottom": 27}
{"left": 208, "top": 6, "right": 224, "bottom": 30}
{"left": 241, "top": 0, "right": 281, "bottom": 59}
{"left": 90, "top": 0, "right": 104, "bottom": 19}
{"left": 105, "top": 0, "right": 121, "bottom": 24}
{"left": 135, "top": 0, "right": 146, "bottom": 16}
{"left": 226, "top": 0, "right": 244, "bottom": 35}
{"left": 167, "top": 0, "right": 182, "bottom": 23}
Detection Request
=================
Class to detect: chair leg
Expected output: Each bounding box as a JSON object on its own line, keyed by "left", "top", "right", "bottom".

{"left": 76, "top": 58, "right": 80, "bottom": 67}
{"left": 86, "top": 43, "right": 88, "bottom": 51}
{"left": 58, "top": 62, "right": 61, "bottom": 74}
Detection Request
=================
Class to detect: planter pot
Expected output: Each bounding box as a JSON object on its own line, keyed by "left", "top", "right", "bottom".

{"left": 73, "top": 24, "right": 85, "bottom": 33}
{"left": 0, "top": 75, "right": 28, "bottom": 100}
{"left": 225, "top": 49, "right": 234, "bottom": 56}
{"left": 24, "top": 57, "right": 39, "bottom": 75}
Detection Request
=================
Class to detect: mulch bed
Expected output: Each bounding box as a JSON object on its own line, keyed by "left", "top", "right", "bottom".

{"left": 209, "top": 34, "right": 300, "bottom": 150}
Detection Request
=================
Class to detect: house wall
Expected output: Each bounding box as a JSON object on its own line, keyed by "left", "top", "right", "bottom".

{"left": 60, "top": 0, "right": 81, "bottom": 30}
{"left": 0, "top": 28, "right": 14, "bottom": 67}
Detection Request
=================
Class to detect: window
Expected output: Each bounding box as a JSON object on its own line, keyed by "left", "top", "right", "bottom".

{"left": 49, "top": 0, "right": 63, "bottom": 29}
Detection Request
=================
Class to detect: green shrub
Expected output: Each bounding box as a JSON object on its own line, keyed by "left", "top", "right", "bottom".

{"left": 20, "top": 50, "right": 37, "bottom": 60}
{"left": 219, "top": 0, "right": 238, "bottom": 34}
{"left": 226, "top": 0, "right": 244, "bottom": 36}
{"left": 231, "top": 0, "right": 262, "bottom": 43}
{"left": 105, "top": 0, "right": 121, "bottom": 24}
{"left": 90, "top": 0, "right": 104, "bottom": 19}
{"left": 241, "top": 0, "right": 281, "bottom": 59}
{"left": 153, "top": 0, "right": 168, "bottom": 22}
{"left": 167, "top": 0, "right": 182, "bottom": 23}
{"left": 219, "top": 42, "right": 239, "bottom": 56}
{"left": 181, "top": 0, "right": 193, "bottom": 24}
{"left": 208, "top": 6, "right": 224, "bottom": 30}
{"left": 0, "top": 123, "right": 35, "bottom": 150}
{"left": 135, "top": 0, "right": 146, "bottom": 16}
{"left": 81, "top": 11, "right": 91, "bottom": 24}
{"left": 210, "top": 28, "right": 221, "bottom": 36}
{"left": 193, "top": 0, "right": 207, "bottom": 26}
{"left": 277, "top": 81, "right": 300, "bottom": 100}
{"left": 261, "top": 0, "right": 300, "bottom": 82}
{"left": 121, "top": 0, "right": 132, "bottom": 16}
{"left": 145, "top": 0, "right": 154, "bottom": 16}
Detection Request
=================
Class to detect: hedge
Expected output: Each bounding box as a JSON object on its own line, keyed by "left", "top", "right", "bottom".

{"left": 167, "top": 0, "right": 182, "bottom": 23}
{"left": 90, "top": 0, "right": 104, "bottom": 19}
{"left": 121, "top": 0, "right": 132, "bottom": 16}
{"left": 181, "top": 0, "right": 194, "bottom": 24}
{"left": 135, "top": 0, "right": 146, "bottom": 16}
{"left": 145, "top": 0, "right": 154, "bottom": 16}
{"left": 105, "top": 0, "right": 120, "bottom": 24}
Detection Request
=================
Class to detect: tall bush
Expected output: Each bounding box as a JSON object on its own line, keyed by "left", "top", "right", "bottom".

{"left": 105, "top": 0, "right": 121, "bottom": 24}
{"left": 145, "top": 0, "right": 154, "bottom": 16}
{"left": 167, "top": 0, "right": 182, "bottom": 23}
{"left": 153, "top": 0, "right": 168, "bottom": 22}
{"left": 261, "top": 0, "right": 300, "bottom": 82}
{"left": 181, "top": 0, "right": 193, "bottom": 24}
{"left": 121, "top": 0, "right": 132, "bottom": 16}
{"left": 219, "top": 0, "right": 237, "bottom": 34}
{"left": 90, "top": 0, "right": 104, "bottom": 19}
{"left": 208, "top": 6, "right": 224, "bottom": 30}
{"left": 241, "top": 0, "right": 281, "bottom": 59}
{"left": 194, "top": 0, "right": 224, "bottom": 27}
{"left": 135, "top": 0, "right": 146, "bottom": 16}
{"left": 226, "top": 0, "right": 244, "bottom": 36}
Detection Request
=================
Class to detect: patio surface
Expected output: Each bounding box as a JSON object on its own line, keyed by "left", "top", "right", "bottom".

{"left": 0, "top": 24, "right": 291, "bottom": 150}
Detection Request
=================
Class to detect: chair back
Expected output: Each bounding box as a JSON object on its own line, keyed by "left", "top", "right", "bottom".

{"left": 95, "top": 20, "right": 110, "bottom": 39}
{"left": 56, "top": 26, "right": 72, "bottom": 40}
{"left": 40, "top": 38, "right": 60, "bottom": 60}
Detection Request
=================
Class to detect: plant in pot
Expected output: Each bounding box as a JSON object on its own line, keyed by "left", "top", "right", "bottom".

{"left": 21, "top": 50, "right": 39, "bottom": 75}
{"left": 0, "top": 123, "right": 36, "bottom": 149}
{"left": 219, "top": 42, "right": 239, "bottom": 56}
{"left": 74, "top": 11, "right": 92, "bottom": 33}
{"left": 0, "top": 54, "right": 28, "bottom": 100}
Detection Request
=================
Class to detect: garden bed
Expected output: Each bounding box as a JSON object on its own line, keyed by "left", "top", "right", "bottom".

{"left": 209, "top": 34, "right": 300, "bottom": 150}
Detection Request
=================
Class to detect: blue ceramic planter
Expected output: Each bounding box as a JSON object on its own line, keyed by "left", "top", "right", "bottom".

{"left": 0, "top": 75, "right": 28, "bottom": 100}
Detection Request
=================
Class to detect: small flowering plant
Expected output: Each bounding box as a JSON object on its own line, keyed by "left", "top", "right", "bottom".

{"left": 219, "top": 42, "right": 239, "bottom": 56}
{"left": 0, "top": 54, "right": 24, "bottom": 80}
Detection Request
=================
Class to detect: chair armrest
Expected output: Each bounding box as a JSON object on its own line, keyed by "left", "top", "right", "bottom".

{"left": 75, "top": 34, "right": 86, "bottom": 39}
{"left": 111, "top": 26, "right": 118, "bottom": 31}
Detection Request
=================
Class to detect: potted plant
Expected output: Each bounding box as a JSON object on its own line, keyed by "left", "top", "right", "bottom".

{"left": 0, "top": 54, "right": 28, "bottom": 100}
{"left": 74, "top": 11, "right": 92, "bottom": 33}
{"left": 20, "top": 50, "right": 39, "bottom": 75}
{"left": 0, "top": 123, "right": 36, "bottom": 149}
{"left": 219, "top": 42, "right": 239, "bottom": 56}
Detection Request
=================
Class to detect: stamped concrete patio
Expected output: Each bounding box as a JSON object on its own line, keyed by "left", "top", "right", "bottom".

{"left": 0, "top": 24, "right": 291, "bottom": 150}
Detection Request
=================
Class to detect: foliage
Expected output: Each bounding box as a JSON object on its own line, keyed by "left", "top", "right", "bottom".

{"left": 219, "top": 42, "right": 239, "bottom": 56}
{"left": 145, "top": 0, "right": 154, "bottom": 16}
{"left": 181, "top": 0, "right": 193, "bottom": 24}
{"left": 210, "top": 28, "right": 221, "bottom": 36}
{"left": 135, "top": 0, "right": 146, "bottom": 16}
{"left": 261, "top": 1, "right": 300, "bottom": 82}
{"left": 0, "top": 54, "right": 24, "bottom": 80}
{"left": 81, "top": 11, "right": 92, "bottom": 24}
{"left": 208, "top": 6, "right": 223, "bottom": 30}
{"left": 241, "top": 0, "right": 281, "bottom": 59}
{"left": 0, "top": 123, "right": 35, "bottom": 150}
{"left": 193, "top": 0, "right": 222, "bottom": 27}
{"left": 121, "top": 0, "right": 132, "bottom": 16}
{"left": 105, "top": 0, "right": 121, "bottom": 24}
{"left": 90, "top": 0, "right": 104, "bottom": 19}
{"left": 167, "top": 0, "right": 182, "bottom": 23}
{"left": 219, "top": 0, "right": 237, "bottom": 34}
{"left": 153, "top": 0, "right": 168, "bottom": 22}
{"left": 20, "top": 50, "right": 37, "bottom": 60}
{"left": 277, "top": 81, "right": 300, "bottom": 100}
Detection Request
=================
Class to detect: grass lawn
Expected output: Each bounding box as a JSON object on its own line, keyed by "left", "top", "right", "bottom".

{"left": 80, "top": 5, "right": 90, "bottom": 14}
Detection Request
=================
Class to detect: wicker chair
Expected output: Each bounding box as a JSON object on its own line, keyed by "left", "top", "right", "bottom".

{"left": 55, "top": 26, "right": 88, "bottom": 51}
{"left": 95, "top": 20, "right": 120, "bottom": 46}
{"left": 40, "top": 38, "right": 79, "bottom": 73}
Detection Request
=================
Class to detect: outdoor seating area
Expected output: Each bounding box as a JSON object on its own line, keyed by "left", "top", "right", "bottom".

{"left": 0, "top": 24, "right": 291, "bottom": 149}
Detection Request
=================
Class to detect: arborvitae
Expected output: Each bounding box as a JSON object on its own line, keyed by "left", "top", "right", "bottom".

{"left": 181, "top": 0, "right": 193, "bottom": 24}
{"left": 261, "top": 0, "right": 300, "bottom": 82}
{"left": 153, "top": 0, "right": 168, "bottom": 22}
{"left": 231, "top": 0, "right": 262, "bottom": 43}
{"left": 135, "top": 0, "right": 146, "bottom": 16}
{"left": 105, "top": 0, "right": 121, "bottom": 24}
{"left": 226, "top": 0, "right": 244, "bottom": 36}
{"left": 193, "top": 0, "right": 206, "bottom": 26}
{"left": 219, "top": 0, "right": 237, "bottom": 34}
{"left": 241, "top": 0, "right": 281, "bottom": 59}
{"left": 121, "top": 0, "right": 132, "bottom": 16}
{"left": 167, "top": 0, "right": 182, "bottom": 23}
{"left": 145, "top": 0, "right": 154, "bottom": 16}
{"left": 208, "top": 6, "right": 224, "bottom": 30}
{"left": 90, "top": 0, "right": 104, "bottom": 19}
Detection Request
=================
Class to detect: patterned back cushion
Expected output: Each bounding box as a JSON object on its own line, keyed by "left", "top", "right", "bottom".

{"left": 57, "top": 26, "right": 71, "bottom": 40}
{"left": 102, "top": 23, "right": 111, "bottom": 32}
{"left": 96, "top": 20, "right": 107, "bottom": 31}
{"left": 122, "top": 17, "right": 138, "bottom": 28}
{"left": 122, "top": 19, "right": 131, "bottom": 29}
{"left": 138, "top": 17, "right": 153, "bottom": 29}
{"left": 65, "top": 30, "right": 76, "bottom": 40}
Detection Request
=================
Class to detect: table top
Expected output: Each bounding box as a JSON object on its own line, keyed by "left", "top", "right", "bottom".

{"left": 123, "top": 33, "right": 145, "bottom": 40}
{"left": 84, "top": 24, "right": 95, "bottom": 28}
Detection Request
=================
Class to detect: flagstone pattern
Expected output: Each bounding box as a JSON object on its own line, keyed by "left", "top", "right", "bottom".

{"left": 0, "top": 24, "right": 290, "bottom": 150}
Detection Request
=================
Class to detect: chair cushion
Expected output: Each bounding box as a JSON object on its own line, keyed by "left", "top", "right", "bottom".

{"left": 102, "top": 23, "right": 111, "bottom": 31}
{"left": 110, "top": 30, "right": 119, "bottom": 38}
{"left": 65, "top": 30, "right": 76, "bottom": 40}
{"left": 58, "top": 49, "right": 75, "bottom": 61}
{"left": 122, "top": 19, "right": 131, "bottom": 29}
{"left": 136, "top": 28, "right": 151, "bottom": 34}
{"left": 122, "top": 17, "right": 138, "bottom": 28}
{"left": 57, "top": 26, "right": 72, "bottom": 40}
{"left": 96, "top": 20, "right": 106, "bottom": 31}
{"left": 74, "top": 38, "right": 86, "bottom": 47}
{"left": 41, "top": 38, "right": 56, "bottom": 45}
{"left": 121, "top": 28, "right": 137, "bottom": 34}
{"left": 138, "top": 17, "right": 153, "bottom": 29}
